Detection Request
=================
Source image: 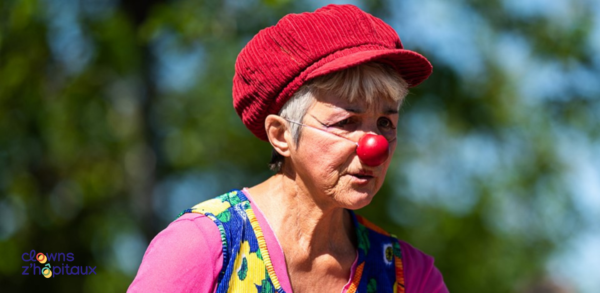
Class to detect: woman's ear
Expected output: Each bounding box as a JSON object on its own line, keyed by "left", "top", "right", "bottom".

{"left": 265, "top": 115, "right": 292, "bottom": 157}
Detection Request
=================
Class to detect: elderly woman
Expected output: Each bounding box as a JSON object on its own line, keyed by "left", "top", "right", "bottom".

{"left": 129, "top": 4, "right": 447, "bottom": 293}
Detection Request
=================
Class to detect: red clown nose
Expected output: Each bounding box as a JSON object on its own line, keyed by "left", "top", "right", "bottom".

{"left": 356, "top": 134, "right": 390, "bottom": 166}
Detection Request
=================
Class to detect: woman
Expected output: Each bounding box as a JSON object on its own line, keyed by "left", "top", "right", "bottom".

{"left": 130, "top": 4, "right": 448, "bottom": 293}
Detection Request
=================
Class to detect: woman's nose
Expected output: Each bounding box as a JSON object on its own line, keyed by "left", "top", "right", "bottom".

{"left": 356, "top": 134, "right": 390, "bottom": 166}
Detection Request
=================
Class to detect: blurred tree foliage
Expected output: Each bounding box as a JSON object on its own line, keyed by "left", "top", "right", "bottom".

{"left": 0, "top": 0, "right": 597, "bottom": 292}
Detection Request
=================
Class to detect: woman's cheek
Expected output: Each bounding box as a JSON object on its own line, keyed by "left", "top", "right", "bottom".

{"left": 310, "top": 142, "right": 351, "bottom": 182}
{"left": 308, "top": 136, "right": 353, "bottom": 162}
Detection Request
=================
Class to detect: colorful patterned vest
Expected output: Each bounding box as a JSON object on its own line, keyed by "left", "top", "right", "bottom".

{"left": 178, "top": 189, "right": 406, "bottom": 293}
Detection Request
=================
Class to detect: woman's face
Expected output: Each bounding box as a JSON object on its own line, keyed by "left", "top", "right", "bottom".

{"left": 288, "top": 92, "right": 399, "bottom": 210}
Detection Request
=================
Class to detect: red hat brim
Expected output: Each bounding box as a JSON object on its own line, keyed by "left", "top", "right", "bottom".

{"left": 306, "top": 46, "right": 433, "bottom": 88}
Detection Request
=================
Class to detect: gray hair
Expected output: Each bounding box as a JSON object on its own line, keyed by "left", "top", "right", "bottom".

{"left": 269, "top": 62, "right": 410, "bottom": 172}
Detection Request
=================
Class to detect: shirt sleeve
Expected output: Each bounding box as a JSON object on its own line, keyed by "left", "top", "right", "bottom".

{"left": 400, "top": 240, "right": 449, "bottom": 293}
{"left": 128, "top": 213, "right": 224, "bottom": 293}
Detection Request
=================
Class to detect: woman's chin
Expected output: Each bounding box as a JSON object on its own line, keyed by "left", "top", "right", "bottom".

{"left": 340, "top": 189, "right": 376, "bottom": 210}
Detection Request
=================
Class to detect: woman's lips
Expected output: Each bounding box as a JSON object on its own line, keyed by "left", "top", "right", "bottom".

{"left": 348, "top": 172, "right": 375, "bottom": 184}
{"left": 353, "top": 169, "right": 374, "bottom": 177}
{"left": 353, "top": 174, "right": 373, "bottom": 179}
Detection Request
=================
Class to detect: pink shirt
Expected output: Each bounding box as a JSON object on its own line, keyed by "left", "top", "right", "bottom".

{"left": 129, "top": 189, "right": 448, "bottom": 292}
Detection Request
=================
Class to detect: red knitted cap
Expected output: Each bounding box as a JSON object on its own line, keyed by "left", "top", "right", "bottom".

{"left": 233, "top": 4, "right": 433, "bottom": 141}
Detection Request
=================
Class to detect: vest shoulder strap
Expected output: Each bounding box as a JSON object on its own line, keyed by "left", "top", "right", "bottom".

{"left": 178, "top": 190, "right": 285, "bottom": 293}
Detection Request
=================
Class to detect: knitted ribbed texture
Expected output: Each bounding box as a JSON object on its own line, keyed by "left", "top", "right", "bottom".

{"left": 233, "top": 4, "right": 433, "bottom": 141}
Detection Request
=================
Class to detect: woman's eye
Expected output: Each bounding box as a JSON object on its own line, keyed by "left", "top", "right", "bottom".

{"left": 378, "top": 118, "right": 395, "bottom": 129}
{"left": 334, "top": 118, "right": 351, "bottom": 127}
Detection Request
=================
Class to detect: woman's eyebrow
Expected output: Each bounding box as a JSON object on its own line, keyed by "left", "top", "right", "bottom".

{"left": 343, "top": 107, "right": 363, "bottom": 113}
{"left": 325, "top": 103, "right": 363, "bottom": 114}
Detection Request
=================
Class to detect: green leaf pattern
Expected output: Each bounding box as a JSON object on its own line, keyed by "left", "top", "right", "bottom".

{"left": 217, "top": 210, "right": 231, "bottom": 222}
{"left": 228, "top": 191, "right": 242, "bottom": 206}
{"left": 393, "top": 241, "right": 402, "bottom": 258}
{"left": 237, "top": 256, "right": 248, "bottom": 280}
{"left": 367, "top": 278, "right": 377, "bottom": 293}
{"left": 259, "top": 277, "right": 274, "bottom": 293}
{"left": 357, "top": 224, "right": 370, "bottom": 256}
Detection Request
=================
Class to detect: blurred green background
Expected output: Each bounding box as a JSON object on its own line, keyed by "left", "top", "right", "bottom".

{"left": 1, "top": 0, "right": 599, "bottom": 292}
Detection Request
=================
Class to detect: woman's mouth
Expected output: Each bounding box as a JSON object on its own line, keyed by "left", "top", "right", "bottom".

{"left": 352, "top": 174, "right": 373, "bottom": 179}
{"left": 348, "top": 171, "right": 375, "bottom": 184}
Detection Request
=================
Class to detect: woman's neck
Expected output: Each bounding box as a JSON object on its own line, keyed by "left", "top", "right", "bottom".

{"left": 247, "top": 173, "right": 357, "bottom": 265}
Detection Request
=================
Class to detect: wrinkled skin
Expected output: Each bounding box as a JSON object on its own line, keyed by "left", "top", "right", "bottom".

{"left": 286, "top": 93, "right": 400, "bottom": 211}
